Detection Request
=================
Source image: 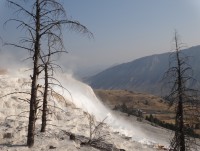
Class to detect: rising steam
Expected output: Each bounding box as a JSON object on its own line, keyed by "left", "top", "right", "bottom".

{"left": 53, "top": 73, "right": 170, "bottom": 146}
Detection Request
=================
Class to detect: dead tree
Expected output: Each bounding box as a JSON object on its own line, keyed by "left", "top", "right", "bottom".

{"left": 40, "top": 60, "right": 48, "bottom": 132}
{"left": 5, "top": 0, "right": 92, "bottom": 147}
{"left": 163, "top": 31, "right": 199, "bottom": 151}
{"left": 38, "top": 3, "right": 92, "bottom": 132}
{"left": 84, "top": 113, "right": 110, "bottom": 146}
{"left": 39, "top": 35, "right": 65, "bottom": 132}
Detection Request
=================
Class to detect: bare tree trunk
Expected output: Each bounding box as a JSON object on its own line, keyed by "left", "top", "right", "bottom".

{"left": 177, "top": 98, "right": 185, "bottom": 151}
{"left": 41, "top": 63, "right": 48, "bottom": 132}
{"left": 6, "top": 0, "right": 92, "bottom": 146}
{"left": 27, "top": 0, "right": 40, "bottom": 147}
{"left": 175, "top": 34, "right": 185, "bottom": 151}
{"left": 165, "top": 31, "right": 196, "bottom": 151}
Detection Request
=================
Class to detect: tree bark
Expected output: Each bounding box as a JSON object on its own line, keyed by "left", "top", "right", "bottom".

{"left": 27, "top": 0, "right": 40, "bottom": 147}
{"left": 41, "top": 63, "right": 48, "bottom": 132}
{"left": 174, "top": 33, "right": 185, "bottom": 151}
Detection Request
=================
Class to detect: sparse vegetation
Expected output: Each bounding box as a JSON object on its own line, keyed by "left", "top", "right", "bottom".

{"left": 145, "top": 114, "right": 200, "bottom": 138}
{"left": 85, "top": 113, "right": 109, "bottom": 145}
{"left": 113, "top": 103, "right": 143, "bottom": 120}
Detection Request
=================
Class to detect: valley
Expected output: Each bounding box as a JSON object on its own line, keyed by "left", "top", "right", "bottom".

{"left": 95, "top": 89, "right": 200, "bottom": 136}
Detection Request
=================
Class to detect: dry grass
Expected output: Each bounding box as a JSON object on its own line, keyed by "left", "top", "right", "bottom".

{"left": 95, "top": 89, "right": 175, "bottom": 123}
{"left": 95, "top": 89, "right": 171, "bottom": 113}
{"left": 95, "top": 89, "right": 200, "bottom": 135}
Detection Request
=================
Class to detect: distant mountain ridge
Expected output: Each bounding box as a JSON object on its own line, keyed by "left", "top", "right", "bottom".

{"left": 85, "top": 46, "right": 200, "bottom": 95}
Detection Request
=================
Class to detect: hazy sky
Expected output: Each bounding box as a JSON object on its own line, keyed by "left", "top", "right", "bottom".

{"left": 1, "top": 0, "right": 200, "bottom": 77}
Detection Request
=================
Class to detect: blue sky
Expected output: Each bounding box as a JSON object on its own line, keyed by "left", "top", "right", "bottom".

{"left": 1, "top": 0, "right": 200, "bottom": 77}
